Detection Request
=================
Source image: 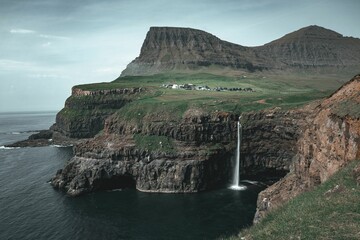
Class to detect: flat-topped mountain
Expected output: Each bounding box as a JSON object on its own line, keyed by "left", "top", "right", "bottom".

{"left": 121, "top": 27, "right": 269, "bottom": 76}
{"left": 121, "top": 25, "right": 360, "bottom": 76}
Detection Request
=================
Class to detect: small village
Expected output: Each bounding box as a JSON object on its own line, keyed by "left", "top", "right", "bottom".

{"left": 161, "top": 83, "right": 254, "bottom": 92}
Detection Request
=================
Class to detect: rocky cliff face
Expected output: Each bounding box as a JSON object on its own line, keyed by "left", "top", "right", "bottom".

{"left": 50, "top": 87, "right": 142, "bottom": 138}
{"left": 51, "top": 111, "right": 238, "bottom": 195}
{"left": 50, "top": 106, "right": 305, "bottom": 196}
{"left": 241, "top": 108, "right": 309, "bottom": 178}
{"left": 254, "top": 74, "right": 360, "bottom": 223}
{"left": 121, "top": 26, "right": 360, "bottom": 76}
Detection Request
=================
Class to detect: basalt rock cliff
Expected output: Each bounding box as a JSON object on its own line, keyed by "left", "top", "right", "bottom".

{"left": 254, "top": 74, "right": 360, "bottom": 223}
{"left": 121, "top": 26, "right": 360, "bottom": 76}
{"left": 50, "top": 87, "right": 143, "bottom": 139}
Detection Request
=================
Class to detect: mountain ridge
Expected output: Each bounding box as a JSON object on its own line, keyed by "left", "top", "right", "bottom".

{"left": 121, "top": 25, "right": 360, "bottom": 76}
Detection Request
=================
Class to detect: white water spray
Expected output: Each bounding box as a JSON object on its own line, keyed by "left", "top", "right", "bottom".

{"left": 230, "top": 116, "right": 246, "bottom": 190}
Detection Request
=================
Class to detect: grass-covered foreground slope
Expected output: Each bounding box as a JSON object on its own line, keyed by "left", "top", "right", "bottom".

{"left": 75, "top": 72, "right": 343, "bottom": 116}
{"left": 226, "top": 160, "right": 360, "bottom": 240}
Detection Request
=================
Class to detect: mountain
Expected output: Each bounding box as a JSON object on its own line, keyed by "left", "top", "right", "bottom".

{"left": 121, "top": 25, "right": 360, "bottom": 76}
{"left": 257, "top": 25, "right": 360, "bottom": 68}
{"left": 121, "top": 27, "right": 269, "bottom": 76}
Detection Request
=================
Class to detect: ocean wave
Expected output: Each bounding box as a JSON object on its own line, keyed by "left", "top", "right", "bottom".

{"left": 0, "top": 146, "right": 20, "bottom": 150}
{"left": 3, "top": 130, "right": 39, "bottom": 135}
{"left": 51, "top": 144, "right": 73, "bottom": 148}
{"left": 107, "top": 189, "right": 123, "bottom": 192}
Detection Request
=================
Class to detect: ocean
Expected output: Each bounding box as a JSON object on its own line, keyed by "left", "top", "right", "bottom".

{"left": 0, "top": 112, "right": 261, "bottom": 240}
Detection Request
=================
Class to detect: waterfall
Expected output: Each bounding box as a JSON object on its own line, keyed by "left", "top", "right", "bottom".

{"left": 230, "top": 117, "right": 246, "bottom": 190}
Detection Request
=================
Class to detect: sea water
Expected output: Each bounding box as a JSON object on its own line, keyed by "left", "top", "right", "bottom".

{"left": 0, "top": 112, "right": 262, "bottom": 240}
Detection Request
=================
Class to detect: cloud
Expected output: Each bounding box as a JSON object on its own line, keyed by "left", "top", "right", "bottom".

{"left": 42, "top": 42, "right": 52, "bottom": 47}
{"left": 10, "top": 28, "right": 36, "bottom": 34}
{"left": 0, "top": 59, "right": 34, "bottom": 68}
{"left": 10, "top": 28, "right": 70, "bottom": 40}
{"left": 39, "top": 34, "right": 70, "bottom": 40}
{"left": 94, "top": 67, "right": 121, "bottom": 75}
{"left": 29, "top": 73, "right": 68, "bottom": 79}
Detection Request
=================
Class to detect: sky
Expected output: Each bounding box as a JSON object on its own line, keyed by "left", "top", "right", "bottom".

{"left": 0, "top": 0, "right": 359, "bottom": 112}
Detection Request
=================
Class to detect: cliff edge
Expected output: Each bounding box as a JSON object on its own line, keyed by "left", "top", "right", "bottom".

{"left": 254, "top": 74, "right": 360, "bottom": 223}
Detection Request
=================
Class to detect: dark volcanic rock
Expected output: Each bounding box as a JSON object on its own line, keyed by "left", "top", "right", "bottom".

{"left": 7, "top": 130, "right": 54, "bottom": 147}
{"left": 28, "top": 130, "right": 53, "bottom": 140}
{"left": 6, "top": 129, "right": 85, "bottom": 148}
{"left": 50, "top": 107, "right": 304, "bottom": 196}
{"left": 241, "top": 108, "right": 309, "bottom": 178}
{"left": 50, "top": 132, "right": 234, "bottom": 195}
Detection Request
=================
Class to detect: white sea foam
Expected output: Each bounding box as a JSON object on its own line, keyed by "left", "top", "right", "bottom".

{"left": 0, "top": 146, "right": 20, "bottom": 150}
{"left": 51, "top": 144, "right": 73, "bottom": 148}
{"left": 11, "top": 132, "right": 21, "bottom": 135}
{"left": 241, "top": 180, "right": 259, "bottom": 185}
{"left": 109, "top": 189, "right": 123, "bottom": 192}
{"left": 229, "top": 185, "right": 247, "bottom": 191}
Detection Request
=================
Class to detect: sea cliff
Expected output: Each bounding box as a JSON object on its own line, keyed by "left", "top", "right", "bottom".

{"left": 50, "top": 84, "right": 305, "bottom": 195}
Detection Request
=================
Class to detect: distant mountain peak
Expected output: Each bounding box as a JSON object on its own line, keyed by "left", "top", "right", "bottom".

{"left": 274, "top": 25, "right": 343, "bottom": 42}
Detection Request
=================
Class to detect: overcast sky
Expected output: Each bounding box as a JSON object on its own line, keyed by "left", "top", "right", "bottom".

{"left": 1, "top": 0, "right": 359, "bottom": 112}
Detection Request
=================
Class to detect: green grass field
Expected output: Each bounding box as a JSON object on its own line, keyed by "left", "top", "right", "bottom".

{"left": 74, "top": 72, "right": 343, "bottom": 119}
{"left": 224, "top": 160, "right": 360, "bottom": 240}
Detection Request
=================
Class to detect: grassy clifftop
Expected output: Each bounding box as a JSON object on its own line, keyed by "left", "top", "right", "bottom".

{"left": 226, "top": 160, "right": 360, "bottom": 240}
{"left": 74, "top": 73, "right": 341, "bottom": 117}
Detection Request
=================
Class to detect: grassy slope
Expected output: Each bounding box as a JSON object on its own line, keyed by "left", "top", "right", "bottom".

{"left": 225, "top": 160, "right": 360, "bottom": 240}
{"left": 74, "top": 73, "right": 342, "bottom": 117}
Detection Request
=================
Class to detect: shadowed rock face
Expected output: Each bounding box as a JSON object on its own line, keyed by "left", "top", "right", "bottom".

{"left": 254, "top": 74, "right": 360, "bottom": 223}
{"left": 121, "top": 26, "right": 360, "bottom": 76}
{"left": 50, "top": 112, "right": 238, "bottom": 195}
{"left": 241, "top": 109, "right": 309, "bottom": 177}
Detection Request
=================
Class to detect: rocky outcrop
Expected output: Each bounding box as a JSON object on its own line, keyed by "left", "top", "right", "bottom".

{"left": 71, "top": 87, "right": 143, "bottom": 96}
{"left": 51, "top": 87, "right": 143, "bottom": 138}
{"left": 254, "top": 74, "right": 360, "bottom": 223}
{"left": 121, "top": 26, "right": 360, "bottom": 76}
{"left": 51, "top": 142, "right": 233, "bottom": 195}
{"left": 6, "top": 130, "right": 54, "bottom": 148}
